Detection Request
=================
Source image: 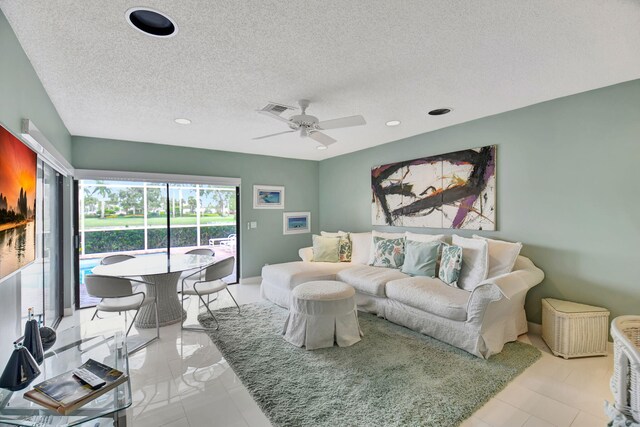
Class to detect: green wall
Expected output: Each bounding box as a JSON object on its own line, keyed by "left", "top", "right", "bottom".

{"left": 0, "top": 11, "right": 72, "bottom": 367}
{"left": 72, "top": 136, "right": 319, "bottom": 278}
{"left": 0, "top": 11, "right": 71, "bottom": 159}
{"left": 319, "top": 79, "right": 640, "bottom": 324}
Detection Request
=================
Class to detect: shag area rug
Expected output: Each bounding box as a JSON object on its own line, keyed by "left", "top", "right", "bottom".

{"left": 200, "top": 302, "right": 540, "bottom": 427}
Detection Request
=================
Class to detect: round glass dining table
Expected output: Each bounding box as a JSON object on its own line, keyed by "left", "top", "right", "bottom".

{"left": 91, "top": 253, "right": 217, "bottom": 328}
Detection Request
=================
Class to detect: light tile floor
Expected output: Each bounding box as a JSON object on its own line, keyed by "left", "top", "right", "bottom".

{"left": 59, "top": 284, "right": 613, "bottom": 427}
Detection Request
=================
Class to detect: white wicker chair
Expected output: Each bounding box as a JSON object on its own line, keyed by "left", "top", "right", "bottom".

{"left": 607, "top": 316, "right": 640, "bottom": 427}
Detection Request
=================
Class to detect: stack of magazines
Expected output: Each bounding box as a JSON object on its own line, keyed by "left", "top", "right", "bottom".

{"left": 24, "top": 359, "right": 128, "bottom": 415}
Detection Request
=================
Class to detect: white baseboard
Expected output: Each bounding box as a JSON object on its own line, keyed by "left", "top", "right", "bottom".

{"left": 240, "top": 276, "right": 261, "bottom": 285}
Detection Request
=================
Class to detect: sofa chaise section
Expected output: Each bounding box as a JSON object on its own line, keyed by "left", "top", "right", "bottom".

{"left": 260, "top": 261, "right": 353, "bottom": 308}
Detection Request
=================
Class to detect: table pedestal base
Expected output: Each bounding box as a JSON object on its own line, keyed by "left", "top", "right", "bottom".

{"left": 135, "top": 272, "right": 186, "bottom": 328}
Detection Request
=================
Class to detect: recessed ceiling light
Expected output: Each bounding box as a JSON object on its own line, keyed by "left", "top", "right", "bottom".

{"left": 174, "top": 118, "right": 191, "bottom": 125}
{"left": 316, "top": 145, "right": 328, "bottom": 150}
{"left": 126, "top": 7, "right": 178, "bottom": 38}
{"left": 428, "top": 108, "right": 452, "bottom": 116}
{"left": 385, "top": 120, "right": 401, "bottom": 127}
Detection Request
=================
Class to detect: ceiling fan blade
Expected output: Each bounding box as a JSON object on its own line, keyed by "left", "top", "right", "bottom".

{"left": 257, "top": 110, "right": 293, "bottom": 124}
{"left": 317, "top": 115, "right": 366, "bottom": 130}
{"left": 308, "top": 131, "right": 337, "bottom": 146}
{"left": 252, "top": 130, "right": 296, "bottom": 140}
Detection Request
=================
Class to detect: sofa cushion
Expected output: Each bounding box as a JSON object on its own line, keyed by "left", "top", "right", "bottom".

{"left": 452, "top": 235, "right": 489, "bottom": 291}
{"left": 348, "top": 232, "right": 372, "bottom": 265}
{"left": 386, "top": 277, "right": 470, "bottom": 321}
{"left": 262, "top": 262, "right": 353, "bottom": 290}
{"left": 337, "top": 265, "right": 408, "bottom": 297}
{"left": 473, "top": 235, "right": 522, "bottom": 278}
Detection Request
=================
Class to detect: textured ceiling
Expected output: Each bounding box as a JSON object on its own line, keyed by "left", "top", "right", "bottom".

{"left": 1, "top": 1, "right": 639, "bottom": 161}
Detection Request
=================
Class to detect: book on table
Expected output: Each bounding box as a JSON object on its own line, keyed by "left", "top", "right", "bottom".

{"left": 24, "top": 359, "right": 127, "bottom": 415}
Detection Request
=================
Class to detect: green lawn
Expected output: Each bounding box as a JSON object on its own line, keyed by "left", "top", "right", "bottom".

{"left": 83, "top": 215, "right": 235, "bottom": 228}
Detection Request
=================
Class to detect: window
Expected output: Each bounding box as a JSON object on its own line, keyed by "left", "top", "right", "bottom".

{"left": 76, "top": 179, "right": 239, "bottom": 309}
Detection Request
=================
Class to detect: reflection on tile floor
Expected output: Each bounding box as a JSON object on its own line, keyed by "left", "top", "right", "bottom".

{"left": 59, "top": 284, "right": 613, "bottom": 427}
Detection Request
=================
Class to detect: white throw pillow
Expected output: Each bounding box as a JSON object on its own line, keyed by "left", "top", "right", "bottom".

{"left": 473, "top": 235, "right": 522, "bottom": 278}
{"left": 298, "top": 247, "right": 313, "bottom": 262}
{"left": 321, "top": 231, "right": 348, "bottom": 237}
{"left": 369, "top": 230, "right": 405, "bottom": 264}
{"left": 451, "top": 235, "right": 489, "bottom": 291}
{"left": 404, "top": 231, "right": 447, "bottom": 244}
{"left": 348, "top": 232, "right": 372, "bottom": 265}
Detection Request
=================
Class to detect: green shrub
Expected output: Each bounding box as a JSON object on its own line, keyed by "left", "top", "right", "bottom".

{"left": 200, "top": 225, "right": 236, "bottom": 245}
{"left": 84, "top": 229, "right": 144, "bottom": 254}
{"left": 82, "top": 224, "right": 237, "bottom": 254}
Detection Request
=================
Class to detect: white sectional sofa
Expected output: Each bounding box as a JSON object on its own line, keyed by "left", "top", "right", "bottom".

{"left": 260, "top": 233, "right": 544, "bottom": 358}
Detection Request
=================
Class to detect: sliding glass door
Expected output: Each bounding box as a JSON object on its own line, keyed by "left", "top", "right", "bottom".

{"left": 42, "top": 162, "right": 63, "bottom": 325}
{"left": 19, "top": 161, "right": 64, "bottom": 327}
{"left": 76, "top": 179, "right": 239, "bottom": 309}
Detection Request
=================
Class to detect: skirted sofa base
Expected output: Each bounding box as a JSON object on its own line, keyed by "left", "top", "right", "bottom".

{"left": 260, "top": 256, "right": 543, "bottom": 358}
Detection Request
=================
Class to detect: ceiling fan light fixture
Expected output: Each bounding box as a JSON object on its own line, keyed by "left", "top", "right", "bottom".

{"left": 126, "top": 7, "right": 178, "bottom": 38}
{"left": 385, "top": 120, "right": 401, "bottom": 127}
{"left": 428, "top": 108, "right": 452, "bottom": 116}
{"left": 174, "top": 118, "right": 191, "bottom": 125}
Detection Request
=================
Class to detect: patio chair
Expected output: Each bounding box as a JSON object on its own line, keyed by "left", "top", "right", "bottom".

{"left": 181, "top": 257, "right": 239, "bottom": 331}
{"left": 85, "top": 274, "right": 159, "bottom": 354}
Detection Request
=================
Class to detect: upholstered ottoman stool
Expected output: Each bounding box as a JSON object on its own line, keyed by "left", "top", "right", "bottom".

{"left": 283, "top": 280, "right": 363, "bottom": 350}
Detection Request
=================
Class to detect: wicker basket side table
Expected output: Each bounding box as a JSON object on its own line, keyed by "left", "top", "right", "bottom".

{"left": 541, "top": 298, "right": 610, "bottom": 359}
{"left": 607, "top": 316, "right": 640, "bottom": 425}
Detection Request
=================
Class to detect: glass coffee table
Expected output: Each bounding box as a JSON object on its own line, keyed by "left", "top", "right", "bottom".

{"left": 0, "top": 328, "right": 132, "bottom": 426}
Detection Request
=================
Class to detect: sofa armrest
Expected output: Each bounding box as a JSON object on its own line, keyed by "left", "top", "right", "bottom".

{"left": 466, "top": 256, "right": 544, "bottom": 326}
{"left": 477, "top": 256, "right": 545, "bottom": 300}
{"left": 298, "top": 247, "right": 313, "bottom": 262}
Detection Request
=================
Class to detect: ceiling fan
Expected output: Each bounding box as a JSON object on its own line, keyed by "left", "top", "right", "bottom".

{"left": 253, "top": 99, "right": 366, "bottom": 148}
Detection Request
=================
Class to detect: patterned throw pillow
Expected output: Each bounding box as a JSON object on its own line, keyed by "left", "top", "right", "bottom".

{"left": 370, "top": 236, "right": 405, "bottom": 269}
{"left": 338, "top": 235, "right": 352, "bottom": 262}
{"left": 439, "top": 244, "right": 463, "bottom": 286}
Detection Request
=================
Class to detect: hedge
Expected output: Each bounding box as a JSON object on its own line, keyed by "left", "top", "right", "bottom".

{"left": 84, "top": 229, "right": 144, "bottom": 254}
{"left": 83, "top": 225, "right": 237, "bottom": 254}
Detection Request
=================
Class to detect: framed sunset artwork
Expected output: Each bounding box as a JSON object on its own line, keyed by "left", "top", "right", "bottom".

{"left": 0, "top": 124, "right": 37, "bottom": 279}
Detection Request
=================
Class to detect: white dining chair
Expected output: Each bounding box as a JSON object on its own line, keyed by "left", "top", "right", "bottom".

{"left": 100, "top": 254, "right": 136, "bottom": 265}
{"left": 185, "top": 248, "right": 215, "bottom": 256}
{"left": 90, "top": 254, "right": 137, "bottom": 321}
{"left": 181, "top": 257, "right": 239, "bottom": 331}
{"left": 85, "top": 274, "right": 159, "bottom": 354}
{"left": 180, "top": 248, "right": 216, "bottom": 291}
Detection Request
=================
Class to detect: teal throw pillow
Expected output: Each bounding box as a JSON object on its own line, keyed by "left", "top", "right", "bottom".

{"left": 312, "top": 235, "right": 340, "bottom": 263}
{"left": 401, "top": 240, "right": 441, "bottom": 277}
{"left": 439, "top": 243, "right": 463, "bottom": 286}
{"left": 370, "top": 236, "right": 405, "bottom": 269}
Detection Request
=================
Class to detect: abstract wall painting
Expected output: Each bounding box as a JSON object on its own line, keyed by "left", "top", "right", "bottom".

{"left": 0, "top": 125, "right": 37, "bottom": 279}
{"left": 371, "top": 145, "right": 496, "bottom": 230}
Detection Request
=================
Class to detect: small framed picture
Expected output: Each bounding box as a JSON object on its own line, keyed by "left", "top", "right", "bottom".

{"left": 283, "top": 212, "right": 311, "bottom": 235}
{"left": 253, "top": 185, "right": 285, "bottom": 209}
